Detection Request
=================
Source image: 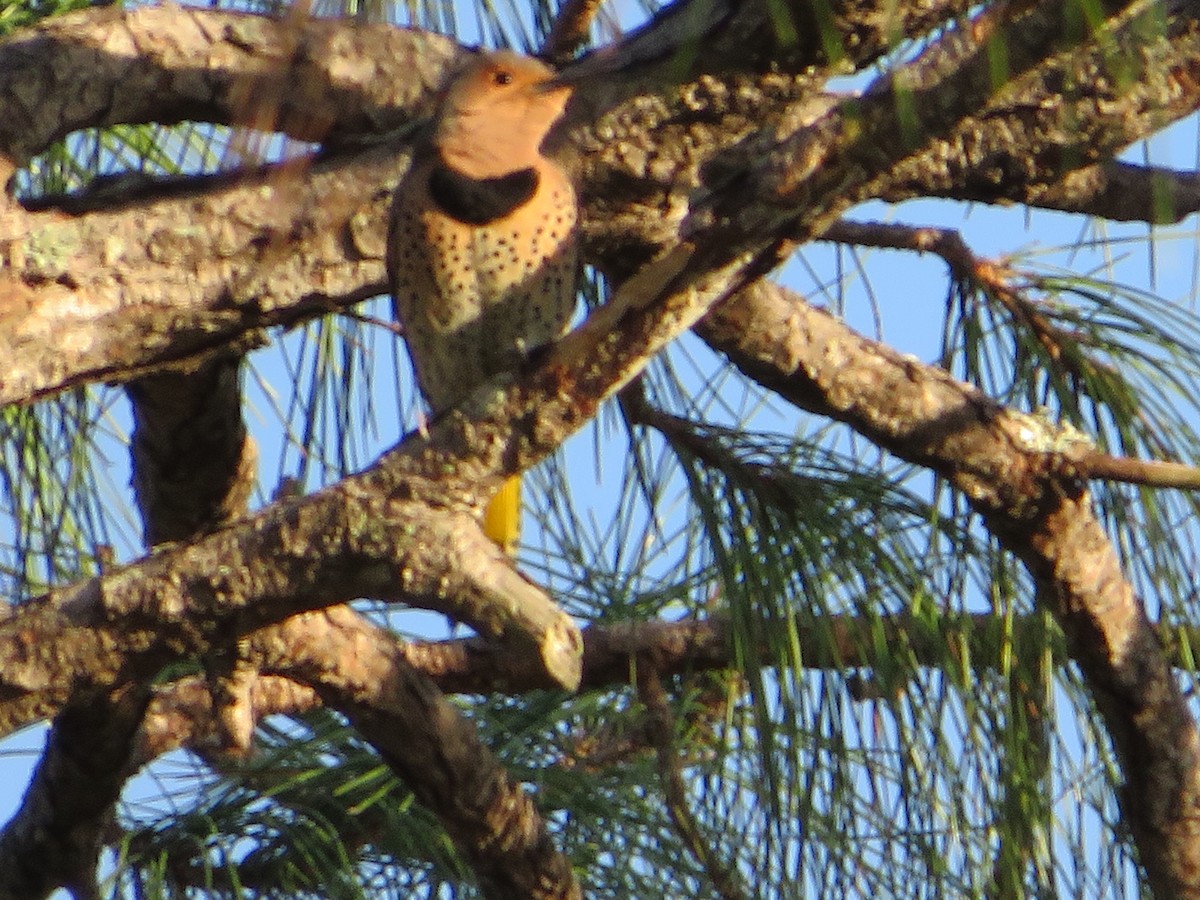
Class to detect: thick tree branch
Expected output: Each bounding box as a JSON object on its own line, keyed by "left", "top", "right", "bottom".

{"left": 993, "top": 159, "right": 1200, "bottom": 224}
{"left": 253, "top": 611, "right": 580, "bottom": 900}
{"left": 0, "top": 3, "right": 1194, "bottom": 410}
{"left": 131, "top": 610, "right": 1068, "bottom": 720}
{"left": 0, "top": 0, "right": 970, "bottom": 180}
{"left": 0, "top": 475, "right": 581, "bottom": 738}
{"left": 128, "top": 354, "right": 256, "bottom": 545}
{"left": 696, "top": 280, "right": 1200, "bottom": 895}
{"left": 0, "top": 147, "right": 401, "bottom": 406}
{"left": 554, "top": 0, "right": 973, "bottom": 85}
{"left": 876, "top": 0, "right": 1200, "bottom": 218}
{"left": 134, "top": 605, "right": 1200, "bottom": 761}
{"left": 0, "top": 6, "right": 458, "bottom": 176}
{"left": 693, "top": 0, "right": 1165, "bottom": 251}
{"left": 0, "top": 685, "right": 149, "bottom": 900}
{"left": 0, "top": 357, "right": 260, "bottom": 896}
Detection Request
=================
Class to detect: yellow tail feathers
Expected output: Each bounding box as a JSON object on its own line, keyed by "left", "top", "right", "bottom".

{"left": 483, "top": 474, "right": 522, "bottom": 555}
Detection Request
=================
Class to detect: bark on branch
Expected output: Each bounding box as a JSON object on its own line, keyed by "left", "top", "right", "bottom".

{"left": 0, "top": 3, "right": 1195, "bottom": 407}
{"left": 0, "top": 472, "right": 581, "bottom": 738}
{"left": 698, "top": 280, "right": 1200, "bottom": 896}
{"left": 0, "top": 6, "right": 458, "bottom": 176}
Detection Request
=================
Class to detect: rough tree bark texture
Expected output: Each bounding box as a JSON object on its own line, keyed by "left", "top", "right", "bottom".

{"left": 0, "top": 0, "right": 1198, "bottom": 896}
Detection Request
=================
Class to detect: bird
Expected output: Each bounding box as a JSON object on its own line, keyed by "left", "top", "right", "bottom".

{"left": 387, "top": 51, "right": 579, "bottom": 554}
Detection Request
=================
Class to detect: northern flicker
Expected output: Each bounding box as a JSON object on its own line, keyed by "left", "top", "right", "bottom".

{"left": 387, "top": 51, "right": 579, "bottom": 554}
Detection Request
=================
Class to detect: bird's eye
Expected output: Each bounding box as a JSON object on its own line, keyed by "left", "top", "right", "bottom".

{"left": 492, "top": 70, "right": 513, "bottom": 86}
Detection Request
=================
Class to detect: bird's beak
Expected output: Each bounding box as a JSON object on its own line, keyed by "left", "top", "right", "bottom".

{"left": 539, "top": 47, "right": 623, "bottom": 88}
{"left": 536, "top": 73, "right": 576, "bottom": 93}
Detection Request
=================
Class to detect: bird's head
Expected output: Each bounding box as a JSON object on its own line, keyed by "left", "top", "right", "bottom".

{"left": 434, "top": 51, "right": 573, "bottom": 179}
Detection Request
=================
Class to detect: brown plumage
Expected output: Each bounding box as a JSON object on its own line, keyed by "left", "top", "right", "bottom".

{"left": 387, "top": 51, "right": 579, "bottom": 552}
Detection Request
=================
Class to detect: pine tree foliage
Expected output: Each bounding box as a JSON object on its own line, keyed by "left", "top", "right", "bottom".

{"left": 1, "top": 0, "right": 1199, "bottom": 897}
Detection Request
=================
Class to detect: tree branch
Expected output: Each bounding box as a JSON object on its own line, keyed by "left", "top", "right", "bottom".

{"left": 1071, "top": 449, "right": 1200, "bottom": 490}
{"left": 875, "top": 0, "right": 1200, "bottom": 219}
{"left": 252, "top": 610, "right": 580, "bottom": 900}
{"left": 128, "top": 355, "right": 256, "bottom": 545}
{"left": 0, "top": 354, "right": 261, "bottom": 898}
{"left": 697, "top": 279, "right": 1200, "bottom": 895}
{"left": 131, "top": 604, "right": 1200, "bottom": 760}
{"left": 541, "top": 0, "right": 607, "bottom": 62}
{"left": 0, "top": 148, "right": 400, "bottom": 406}
{"left": 0, "top": 6, "right": 459, "bottom": 174}
{"left": 638, "top": 667, "right": 749, "bottom": 900}
{"left": 1, "top": 3, "right": 1194, "bottom": 409}
{"left": 0, "top": 470, "right": 581, "bottom": 738}
{"left": 0, "top": 684, "right": 149, "bottom": 900}
{"left": 1013, "top": 159, "right": 1200, "bottom": 225}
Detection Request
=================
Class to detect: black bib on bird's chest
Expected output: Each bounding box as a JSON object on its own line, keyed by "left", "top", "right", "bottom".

{"left": 428, "top": 163, "right": 540, "bottom": 225}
